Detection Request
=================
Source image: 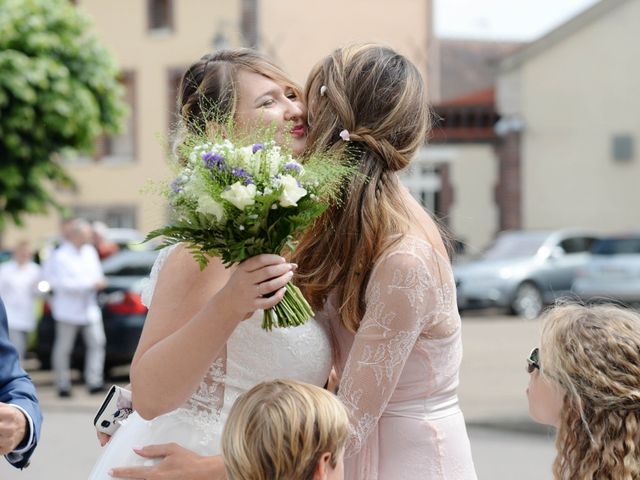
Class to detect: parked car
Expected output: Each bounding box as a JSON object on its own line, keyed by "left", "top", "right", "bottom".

{"left": 573, "top": 233, "right": 640, "bottom": 305}
{"left": 454, "top": 230, "right": 598, "bottom": 319}
{"left": 0, "top": 250, "right": 11, "bottom": 263}
{"left": 35, "top": 249, "right": 159, "bottom": 375}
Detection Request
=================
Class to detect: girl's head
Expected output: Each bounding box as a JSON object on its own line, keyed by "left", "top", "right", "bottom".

{"left": 222, "top": 380, "right": 349, "bottom": 480}
{"left": 529, "top": 303, "right": 640, "bottom": 479}
{"left": 177, "top": 49, "right": 306, "bottom": 155}
{"left": 293, "top": 43, "right": 432, "bottom": 333}
{"left": 304, "top": 43, "right": 429, "bottom": 169}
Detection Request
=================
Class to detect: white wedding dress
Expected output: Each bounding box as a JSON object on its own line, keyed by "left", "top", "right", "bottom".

{"left": 89, "top": 247, "right": 333, "bottom": 479}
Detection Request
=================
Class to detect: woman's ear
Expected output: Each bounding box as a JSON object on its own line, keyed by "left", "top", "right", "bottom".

{"left": 313, "top": 452, "right": 333, "bottom": 480}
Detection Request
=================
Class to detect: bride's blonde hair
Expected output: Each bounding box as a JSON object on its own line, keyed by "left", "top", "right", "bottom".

{"left": 540, "top": 303, "right": 640, "bottom": 479}
{"left": 292, "top": 43, "right": 432, "bottom": 333}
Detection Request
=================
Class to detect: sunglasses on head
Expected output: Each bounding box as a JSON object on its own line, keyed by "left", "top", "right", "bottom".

{"left": 526, "top": 347, "right": 540, "bottom": 374}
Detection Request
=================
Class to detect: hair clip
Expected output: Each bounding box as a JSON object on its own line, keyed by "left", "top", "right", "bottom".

{"left": 320, "top": 85, "right": 328, "bottom": 96}
{"left": 339, "top": 129, "right": 350, "bottom": 141}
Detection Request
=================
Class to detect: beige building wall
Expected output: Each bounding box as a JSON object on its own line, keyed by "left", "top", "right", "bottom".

{"left": 4, "top": 0, "right": 243, "bottom": 247}
{"left": 448, "top": 145, "right": 498, "bottom": 253}
{"left": 401, "top": 144, "right": 498, "bottom": 253}
{"left": 260, "top": 0, "right": 435, "bottom": 95}
{"left": 500, "top": 0, "right": 640, "bottom": 233}
{"left": 4, "top": 0, "right": 435, "bottom": 248}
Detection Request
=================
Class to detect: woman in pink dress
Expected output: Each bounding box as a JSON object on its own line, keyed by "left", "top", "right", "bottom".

{"left": 293, "top": 43, "right": 478, "bottom": 479}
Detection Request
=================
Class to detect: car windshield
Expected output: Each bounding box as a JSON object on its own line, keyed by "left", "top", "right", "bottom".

{"left": 482, "top": 232, "right": 548, "bottom": 261}
{"left": 591, "top": 237, "right": 640, "bottom": 255}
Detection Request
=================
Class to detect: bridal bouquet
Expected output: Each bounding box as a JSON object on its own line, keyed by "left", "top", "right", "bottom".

{"left": 146, "top": 132, "right": 352, "bottom": 330}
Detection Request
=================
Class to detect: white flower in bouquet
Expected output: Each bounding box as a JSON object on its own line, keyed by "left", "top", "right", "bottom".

{"left": 278, "top": 175, "right": 307, "bottom": 207}
{"left": 147, "top": 130, "right": 355, "bottom": 330}
{"left": 196, "top": 196, "right": 225, "bottom": 221}
{"left": 221, "top": 182, "right": 257, "bottom": 210}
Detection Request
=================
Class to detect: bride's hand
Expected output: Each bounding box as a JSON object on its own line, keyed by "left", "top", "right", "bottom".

{"left": 109, "top": 444, "right": 226, "bottom": 479}
{"left": 217, "top": 254, "right": 294, "bottom": 320}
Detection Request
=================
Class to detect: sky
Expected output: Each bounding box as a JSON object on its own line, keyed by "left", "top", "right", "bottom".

{"left": 435, "top": 0, "right": 601, "bottom": 41}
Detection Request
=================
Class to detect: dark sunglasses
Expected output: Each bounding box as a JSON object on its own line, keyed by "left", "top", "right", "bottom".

{"left": 526, "top": 347, "right": 540, "bottom": 374}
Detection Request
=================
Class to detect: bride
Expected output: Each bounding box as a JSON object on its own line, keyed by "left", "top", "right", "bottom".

{"left": 89, "top": 50, "right": 332, "bottom": 479}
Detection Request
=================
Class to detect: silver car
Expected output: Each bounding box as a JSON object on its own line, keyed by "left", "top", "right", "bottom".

{"left": 573, "top": 234, "right": 640, "bottom": 305}
{"left": 454, "top": 230, "right": 598, "bottom": 319}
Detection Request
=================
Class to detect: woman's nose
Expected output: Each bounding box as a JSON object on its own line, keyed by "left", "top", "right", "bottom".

{"left": 284, "top": 99, "right": 304, "bottom": 121}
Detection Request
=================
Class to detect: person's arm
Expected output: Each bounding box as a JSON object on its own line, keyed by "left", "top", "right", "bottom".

{"left": 130, "top": 246, "right": 293, "bottom": 420}
{"left": 336, "top": 250, "right": 434, "bottom": 457}
{"left": 0, "top": 299, "right": 42, "bottom": 469}
{"left": 109, "top": 444, "right": 226, "bottom": 480}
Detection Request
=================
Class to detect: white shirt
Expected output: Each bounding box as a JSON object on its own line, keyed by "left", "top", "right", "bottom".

{"left": 45, "top": 242, "right": 105, "bottom": 325}
{"left": 0, "top": 261, "right": 41, "bottom": 332}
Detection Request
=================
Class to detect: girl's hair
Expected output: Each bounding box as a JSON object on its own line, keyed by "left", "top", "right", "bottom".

{"left": 540, "top": 303, "right": 640, "bottom": 480}
{"left": 221, "top": 380, "right": 349, "bottom": 480}
{"left": 176, "top": 48, "right": 301, "bottom": 134}
{"left": 292, "top": 43, "right": 431, "bottom": 333}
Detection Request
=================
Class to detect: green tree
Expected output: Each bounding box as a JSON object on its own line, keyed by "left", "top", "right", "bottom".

{"left": 0, "top": 0, "right": 126, "bottom": 231}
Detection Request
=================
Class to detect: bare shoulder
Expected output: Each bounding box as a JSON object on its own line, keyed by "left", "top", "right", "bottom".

{"left": 156, "top": 244, "right": 228, "bottom": 293}
{"left": 133, "top": 245, "right": 231, "bottom": 359}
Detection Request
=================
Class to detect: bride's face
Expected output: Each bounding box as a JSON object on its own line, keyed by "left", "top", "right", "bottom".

{"left": 234, "top": 69, "right": 307, "bottom": 157}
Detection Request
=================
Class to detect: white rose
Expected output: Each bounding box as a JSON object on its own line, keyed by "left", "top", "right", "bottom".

{"left": 221, "top": 182, "right": 257, "bottom": 210}
{"left": 196, "top": 196, "right": 225, "bottom": 222}
{"left": 278, "top": 174, "right": 307, "bottom": 207}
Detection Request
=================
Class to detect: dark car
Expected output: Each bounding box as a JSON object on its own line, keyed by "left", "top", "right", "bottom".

{"left": 35, "top": 249, "right": 159, "bottom": 375}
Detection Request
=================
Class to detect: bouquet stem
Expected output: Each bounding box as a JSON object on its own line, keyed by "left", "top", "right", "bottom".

{"left": 263, "top": 282, "right": 314, "bottom": 330}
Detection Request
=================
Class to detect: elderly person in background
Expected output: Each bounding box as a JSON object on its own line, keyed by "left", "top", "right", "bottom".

{"left": 45, "top": 218, "right": 107, "bottom": 397}
{"left": 0, "top": 241, "right": 41, "bottom": 362}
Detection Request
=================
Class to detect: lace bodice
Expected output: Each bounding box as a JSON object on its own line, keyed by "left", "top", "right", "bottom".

{"left": 321, "top": 236, "right": 463, "bottom": 458}
{"left": 140, "top": 247, "right": 333, "bottom": 448}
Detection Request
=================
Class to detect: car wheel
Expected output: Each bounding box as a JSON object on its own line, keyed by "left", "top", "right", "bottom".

{"left": 511, "top": 282, "right": 543, "bottom": 320}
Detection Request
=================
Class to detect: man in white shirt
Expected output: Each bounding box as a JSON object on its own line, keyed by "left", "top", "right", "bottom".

{"left": 0, "top": 241, "right": 42, "bottom": 361}
{"left": 45, "top": 219, "right": 107, "bottom": 397}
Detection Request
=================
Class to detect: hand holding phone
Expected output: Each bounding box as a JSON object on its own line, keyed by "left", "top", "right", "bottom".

{"left": 93, "top": 385, "right": 133, "bottom": 435}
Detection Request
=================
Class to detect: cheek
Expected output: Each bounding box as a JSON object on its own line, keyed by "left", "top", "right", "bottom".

{"left": 527, "top": 375, "right": 564, "bottom": 426}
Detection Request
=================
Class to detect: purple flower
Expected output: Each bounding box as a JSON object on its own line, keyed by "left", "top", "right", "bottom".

{"left": 232, "top": 167, "right": 254, "bottom": 185}
{"left": 252, "top": 143, "right": 264, "bottom": 154}
{"left": 202, "top": 151, "right": 226, "bottom": 170}
{"left": 170, "top": 179, "right": 183, "bottom": 194}
{"left": 283, "top": 162, "right": 302, "bottom": 173}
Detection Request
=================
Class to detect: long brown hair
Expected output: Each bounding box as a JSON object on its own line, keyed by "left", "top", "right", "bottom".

{"left": 540, "top": 304, "right": 640, "bottom": 479}
{"left": 292, "top": 44, "right": 431, "bottom": 333}
{"left": 176, "top": 48, "right": 301, "bottom": 135}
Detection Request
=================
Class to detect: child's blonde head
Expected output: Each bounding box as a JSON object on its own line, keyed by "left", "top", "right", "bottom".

{"left": 540, "top": 303, "right": 640, "bottom": 479}
{"left": 222, "top": 379, "right": 349, "bottom": 480}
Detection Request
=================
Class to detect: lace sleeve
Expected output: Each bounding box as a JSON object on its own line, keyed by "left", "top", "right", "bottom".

{"left": 337, "top": 248, "right": 436, "bottom": 457}
{"left": 140, "top": 245, "right": 178, "bottom": 308}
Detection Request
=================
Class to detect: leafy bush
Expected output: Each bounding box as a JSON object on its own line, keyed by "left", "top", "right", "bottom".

{"left": 0, "top": 0, "right": 126, "bottom": 229}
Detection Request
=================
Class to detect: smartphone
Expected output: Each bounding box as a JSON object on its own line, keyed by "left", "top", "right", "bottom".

{"left": 93, "top": 385, "right": 133, "bottom": 435}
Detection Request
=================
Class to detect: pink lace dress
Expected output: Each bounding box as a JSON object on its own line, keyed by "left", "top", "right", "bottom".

{"left": 322, "top": 236, "right": 477, "bottom": 480}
